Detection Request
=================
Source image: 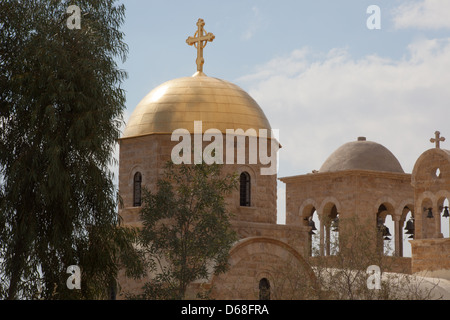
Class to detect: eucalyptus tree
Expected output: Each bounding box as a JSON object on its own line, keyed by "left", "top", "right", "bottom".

{"left": 0, "top": 0, "right": 143, "bottom": 299}
{"left": 137, "top": 161, "right": 238, "bottom": 300}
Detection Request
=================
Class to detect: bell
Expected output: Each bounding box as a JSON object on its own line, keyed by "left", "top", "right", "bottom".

{"left": 380, "top": 224, "right": 391, "bottom": 237}
{"left": 309, "top": 219, "right": 317, "bottom": 231}
{"left": 404, "top": 219, "right": 414, "bottom": 234}
{"left": 443, "top": 206, "right": 450, "bottom": 218}
{"left": 404, "top": 219, "right": 414, "bottom": 230}
{"left": 383, "top": 226, "right": 392, "bottom": 237}
{"left": 426, "top": 207, "right": 433, "bottom": 219}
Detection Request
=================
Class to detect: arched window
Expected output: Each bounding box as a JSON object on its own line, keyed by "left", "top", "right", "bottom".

{"left": 133, "top": 172, "right": 142, "bottom": 207}
{"left": 259, "top": 278, "right": 270, "bottom": 300}
{"left": 240, "top": 172, "right": 251, "bottom": 207}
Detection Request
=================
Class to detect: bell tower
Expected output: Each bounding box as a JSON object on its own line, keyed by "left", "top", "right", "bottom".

{"left": 410, "top": 131, "right": 450, "bottom": 279}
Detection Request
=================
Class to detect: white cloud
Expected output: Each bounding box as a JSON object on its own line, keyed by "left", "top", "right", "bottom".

{"left": 241, "top": 6, "right": 264, "bottom": 41}
{"left": 238, "top": 37, "right": 450, "bottom": 178}
{"left": 392, "top": 0, "right": 450, "bottom": 30}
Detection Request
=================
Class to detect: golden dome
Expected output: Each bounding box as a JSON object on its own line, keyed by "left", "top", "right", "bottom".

{"left": 122, "top": 72, "right": 272, "bottom": 139}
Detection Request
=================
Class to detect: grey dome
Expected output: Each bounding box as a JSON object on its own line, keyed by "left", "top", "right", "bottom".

{"left": 319, "top": 137, "right": 404, "bottom": 173}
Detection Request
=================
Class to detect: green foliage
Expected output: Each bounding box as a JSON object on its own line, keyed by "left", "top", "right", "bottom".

{"left": 136, "top": 161, "right": 238, "bottom": 300}
{"left": 0, "top": 0, "right": 144, "bottom": 299}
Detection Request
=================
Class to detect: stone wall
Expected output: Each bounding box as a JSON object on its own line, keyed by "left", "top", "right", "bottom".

{"left": 281, "top": 170, "right": 413, "bottom": 225}
{"left": 231, "top": 221, "right": 310, "bottom": 258}
{"left": 411, "top": 238, "right": 450, "bottom": 280}
{"left": 280, "top": 170, "right": 414, "bottom": 258}
{"left": 117, "top": 133, "right": 284, "bottom": 299}
{"left": 208, "top": 237, "right": 318, "bottom": 300}
{"left": 118, "top": 133, "right": 278, "bottom": 226}
{"left": 411, "top": 148, "right": 450, "bottom": 240}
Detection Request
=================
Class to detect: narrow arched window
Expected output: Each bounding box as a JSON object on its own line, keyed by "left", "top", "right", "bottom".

{"left": 259, "top": 278, "right": 270, "bottom": 300}
{"left": 240, "top": 172, "right": 251, "bottom": 207}
{"left": 133, "top": 172, "right": 142, "bottom": 207}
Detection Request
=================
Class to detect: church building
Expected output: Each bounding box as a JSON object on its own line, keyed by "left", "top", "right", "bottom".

{"left": 117, "top": 19, "right": 450, "bottom": 299}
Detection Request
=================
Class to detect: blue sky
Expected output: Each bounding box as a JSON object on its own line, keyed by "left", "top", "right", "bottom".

{"left": 118, "top": 0, "right": 450, "bottom": 173}
{"left": 120, "top": 0, "right": 419, "bottom": 104}
{"left": 115, "top": 0, "right": 450, "bottom": 241}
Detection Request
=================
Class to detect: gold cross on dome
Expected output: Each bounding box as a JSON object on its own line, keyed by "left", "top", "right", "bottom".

{"left": 186, "top": 18, "right": 215, "bottom": 73}
{"left": 430, "top": 131, "right": 445, "bottom": 149}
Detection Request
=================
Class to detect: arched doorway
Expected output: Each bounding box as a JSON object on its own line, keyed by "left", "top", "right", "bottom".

{"left": 259, "top": 278, "right": 270, "bottom": 300}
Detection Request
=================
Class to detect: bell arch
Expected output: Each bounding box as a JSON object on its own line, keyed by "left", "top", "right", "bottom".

{"left": 418, "top": 195, "right": 436, "bottom": 239}
{"left": 298, "top": 199, "right": 320, "bottom": 256}
{"left": 437, "top": 193, "right": 450, "bottom": 238}
{"left": 302, "top": 204, "right": 319, "bottom": 257}
{"left": 376, "top": 202, "right": 396, "bottom": 256}
{"left": 319, "top": 198, "right": 341, "bottom": 256}
{"left": 400, "top": 204, "right": 415, "bottom": 257}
